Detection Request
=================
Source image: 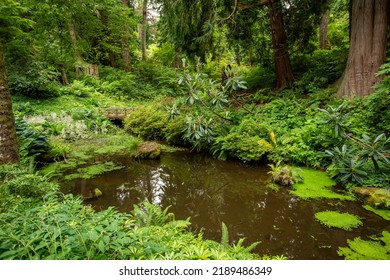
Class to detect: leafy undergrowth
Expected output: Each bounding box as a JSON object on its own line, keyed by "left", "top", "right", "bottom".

{"left": 363, "top": 205, "right": 390, "bottom": 221}
{"left": 315, "top": 211, "right": 362, "bottom": 231}
{"left": 291, "top": 168, "right": 355, "bottom": 200}
{"left": 0, "top": 192, "right": 283, "bottom": 260}
{"left": 12, "top": 91, "right": 129, "bottom": 116}
{"left": 338, "top": 231, "right": 390, "bottom": 260}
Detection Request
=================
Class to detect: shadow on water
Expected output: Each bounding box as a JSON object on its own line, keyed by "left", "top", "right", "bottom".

{"left": 60, "top": 151, "right": 390, "bottom": 259}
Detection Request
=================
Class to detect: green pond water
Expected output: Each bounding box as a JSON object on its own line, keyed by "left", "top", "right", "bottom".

{"left": 60, "top": 151, "right": 390, "bottom": 259}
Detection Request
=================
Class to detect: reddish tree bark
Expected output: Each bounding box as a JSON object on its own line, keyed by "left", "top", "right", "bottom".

{"left": 0, "top": 44, "right": 19, "bottom": 164}
{"left": 267, "top": 0, "right": 296, "bottom": 90}
{"left": 337, "top": 0, "right": 389, "bottom": 98}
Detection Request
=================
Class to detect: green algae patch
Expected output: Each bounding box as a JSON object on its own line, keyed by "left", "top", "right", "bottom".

{"left": 338, "top": 231, "right": 390, "bottom": 260}
{"left": 363, "top": 205, "right": 390, "bottom": 221}
{"left": 40, "top": 159, "right": 88, "bottom": 177}
{"left": 41, "top": 134, "right": 140, "bottom": 179}
{"left": 290, "top": 167, "right": 355, "bottom": 200}
{"left": 315, "top": 211, "right": 362, "bottom": 231}
{"left": 64, "top": 162, "right": 124, "bottom": 180}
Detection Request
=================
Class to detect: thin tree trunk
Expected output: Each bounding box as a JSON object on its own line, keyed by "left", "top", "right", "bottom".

{"left": 319, "top": 7, "right": 330, "bottom": 49}
{"left": 337, "top": 0, "right": 389, "bottom": 98}
{"left": 122, "top": 0, "right": 132, "bottom": 72}
{"left": 267, "top": 0, "right": 296, "bottom": 90}
{"left": 0, "top": 44, "right": 19, "bottom": 164}
{"left": 109, "top": 51, "right": 117, "bottom": 68}
{"left": 141, "top": 0, "right": 148, "bottom": 61}
{"left": 60, "top": 64, "right": 69, "bottom": 85}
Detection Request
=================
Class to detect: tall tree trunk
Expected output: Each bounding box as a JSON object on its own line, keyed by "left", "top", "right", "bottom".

{"left": 122, "top": 0, "right": 132, "bottom": 72}
{"left": 337, "top": 0, "right": 389, "bottom": 98}
{"left": 141, "top": 0, "right": 148, "bottom": 61}
{"left": 0, "top": 44, "right": 19, "bottom": 164}
{"left": 267, "top": 0, "right": 296, "bottom": 90}
{"left": 319, "top": 6, "right": 330, "bottom": 49}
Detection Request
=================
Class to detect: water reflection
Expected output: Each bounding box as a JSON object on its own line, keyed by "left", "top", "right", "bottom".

{"left": 61, "top": 151, "right": 390, "bottom": 259}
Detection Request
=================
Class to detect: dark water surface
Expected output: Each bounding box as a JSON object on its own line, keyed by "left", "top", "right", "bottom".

{"left": 60, "top": 151, "right": 390, "bottom": 259}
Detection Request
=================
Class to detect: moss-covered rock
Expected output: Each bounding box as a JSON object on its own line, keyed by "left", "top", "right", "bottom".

{"left": 82, "top": 187, "right": 103, "bottom": 200}
{"left": 354, "top": 187, "right": 390, "bottom": 210}
{"left": 136, "top": 141, "right": 161, "bottom": 159}
{"left": 315, "top": 211, "right": 362, "bottom": 231}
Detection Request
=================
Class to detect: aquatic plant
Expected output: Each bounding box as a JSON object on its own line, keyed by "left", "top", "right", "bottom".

{"left": 315, "top": 211, "right": 362, "bottom": 231}
{"left": 337, "top": 231, "right": 390, "bottom": 260}
{"left": 268, "top": 162, "right": 302, "bottom": 187}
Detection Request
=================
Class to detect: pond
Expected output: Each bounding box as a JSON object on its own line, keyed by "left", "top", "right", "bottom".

{"left": 60, "top": 151, "right": 390, "bottom": 260}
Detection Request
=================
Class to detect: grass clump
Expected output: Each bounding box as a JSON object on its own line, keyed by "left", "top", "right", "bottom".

{"left": 290, "top": 168, "right": 355, "bottom": 200}
{"left": 337, "top": 231, "right": 390, "bottom": 260}
{"left": 315, "top": 211, "right": 362, "bottom": 231}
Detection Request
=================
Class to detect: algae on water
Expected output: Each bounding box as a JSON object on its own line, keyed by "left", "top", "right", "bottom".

{"left": 315, "top": 211, "right": 362, "bottom": 231}
{"left": 64, "top": 162, "right": 124, "bottom": 180}
{"left": 291, "top": 167, "right": 355, "bottom": 200}
{"left": 338, "top": 231, "right": 390, "bottom": 260}
{"left": 363, "top": 205, "right": 390, "bottom": 221}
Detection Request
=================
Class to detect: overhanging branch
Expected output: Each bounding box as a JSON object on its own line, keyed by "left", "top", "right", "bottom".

{"left": 237, "top": 0, "right": 270, "bottom": 10}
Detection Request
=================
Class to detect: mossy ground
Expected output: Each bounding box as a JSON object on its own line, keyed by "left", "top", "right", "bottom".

{"left": 338, "top": 231, "right": 390, "bottom": 260}
{"left": 315, "top": 211, "right": 363, "bottom": 231}
{"left": 291, "top": 167, "right": 355, "bottom": 200}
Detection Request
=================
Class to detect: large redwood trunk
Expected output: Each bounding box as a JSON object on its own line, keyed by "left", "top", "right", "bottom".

{"left": 0, "top": 44, "right": 19, "bottom": 164}
{"left": 337, "top": 0, "right": 389, "bottom": 98}
{"left": 267, "top": 0, "right": 296, "bottom": 90}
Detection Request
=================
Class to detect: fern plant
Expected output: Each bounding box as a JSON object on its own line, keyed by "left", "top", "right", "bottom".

{"left": 130, "top": 201, "right": 174, "bottom": 227}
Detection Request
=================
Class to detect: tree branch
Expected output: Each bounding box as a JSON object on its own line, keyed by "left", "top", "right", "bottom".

{"left": 237, "top": 0, "right": 270, "bottom": 11}
{"left": 220, "top": 0, "right": 238, "bottom": 22}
